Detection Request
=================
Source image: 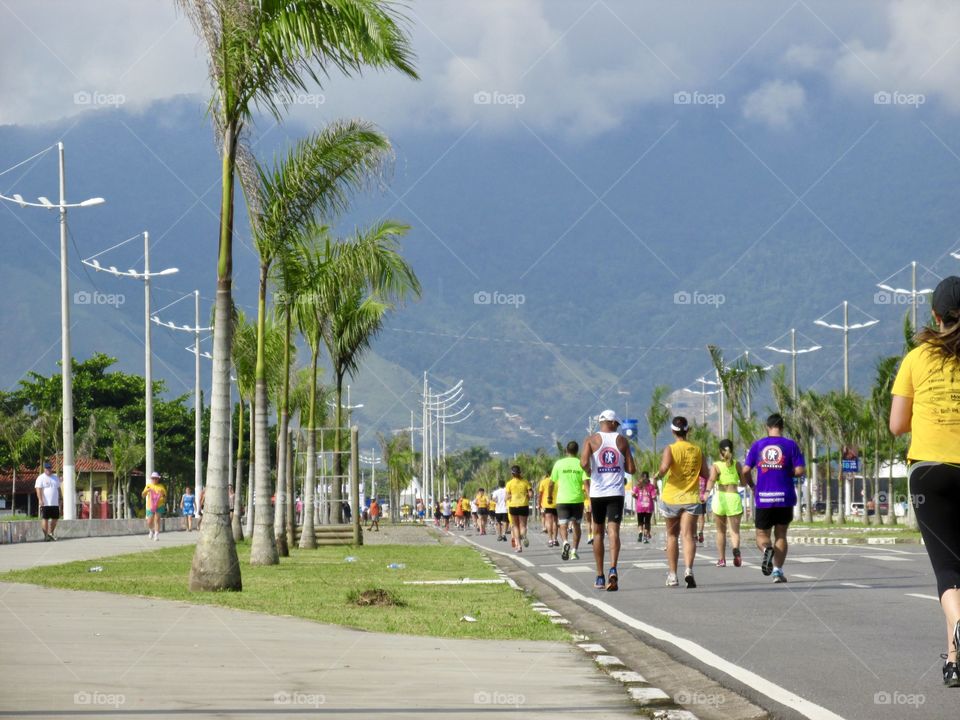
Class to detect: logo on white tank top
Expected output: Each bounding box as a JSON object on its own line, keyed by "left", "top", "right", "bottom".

{"left": 598, "top": 447, "right": 622, "bottom": 473}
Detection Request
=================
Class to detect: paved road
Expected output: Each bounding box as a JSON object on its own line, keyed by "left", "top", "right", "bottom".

{"left": 456, "top": 525, "right": 949, "bottom": 720}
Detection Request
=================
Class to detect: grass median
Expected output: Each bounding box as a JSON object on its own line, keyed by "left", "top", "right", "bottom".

{"left": 2, "top": 541, "right": 567, "bottom": 641}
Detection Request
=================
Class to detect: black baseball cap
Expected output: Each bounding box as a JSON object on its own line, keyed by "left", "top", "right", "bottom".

{"left": 932, "top": 276, "right": 960, "bottom": 321}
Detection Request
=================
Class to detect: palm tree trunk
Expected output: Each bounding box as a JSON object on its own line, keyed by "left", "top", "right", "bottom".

{"left": 232, "top": 398, "right": 245, "bottom": 542}
{"left": 332, "top": 374, "right": 344, "bottom": 524}
{"left": 824, "top": 445, "right": 833, "bottom": 524}
{"left": 274, "top": 311, "right": 292, "bottom": 556}
{"left": 872, "top": 434, "right": 881, "bottom": 526}
{"left": 245, "top": 400, "right": 254, "bottom": 538}
{"left": 886, "top": 441, "right": 897, "bottom": 526}
{"left": 804, "top": 438, "right": 815, "bottom": 523}
{"left": 285, "top": 423, "right": 295, "bottom": 549}
{"left": 250, "top": 266, "right": 278, "bottom": 565}
{"left": 189, "top": 125, "right": 242, "bottom": 590}
{"left": 299, "top": 347, "right": 319, "bottom": 549}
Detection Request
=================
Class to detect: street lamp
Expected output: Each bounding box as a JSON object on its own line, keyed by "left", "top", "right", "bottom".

{"left": 152, "top": 291, "right": 212, "bottom": 507}
{"left": 765, "top": 328, "right": 822, "bottom": 400}
{"left": 359, "top": 450, "right": 383, "bottom": 503}
{"left": 82, "top": 232, "right": 178, "bottom": 478}
{"left": 814, "top": 302, "right": 879, "bottom": 395}
{"left": 617, "top": 389, "right": 630, "bottom": 420}
{"left": 0, "top": 142, "right": 105, "bottom": 519}
{"left": 684, "top": 376, "right": 721, "bottom": 426}
{"left": 876, "top": 261, "right": 936, "bottom": 331}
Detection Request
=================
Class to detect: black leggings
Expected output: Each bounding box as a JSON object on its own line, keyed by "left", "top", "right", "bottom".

{"left": 637, "top": 512, "right": 652, "bottom": 533}
{"left": 911, "top": 462, "right": 960, "bottom": 598}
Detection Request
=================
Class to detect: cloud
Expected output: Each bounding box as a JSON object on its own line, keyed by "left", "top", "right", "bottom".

{"left": 742, "top": 80, "right": 806, "bottom": 128}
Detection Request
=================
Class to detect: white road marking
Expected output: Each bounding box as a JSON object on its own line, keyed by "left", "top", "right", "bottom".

{"left": 457, "top": 534, "right": 534, "bottom": 567}
{"left": 540, "top": 572, "right": 845, "bottom": 720}
{"left": 862, "top": 555, "right": 911, "bottom": 562}
{"left": 790, "top": 557, "right": 834, "bottom": 564}
{"left": 403, "top": 578, "right": 506, "bottom": 585}
{"left": 633, "top": 562, "right": 668, "bottom": 569}
{"left": 791, "top": 574, "right": 817, "bottom": 580}
{"left": 557, "top": 566, "right": 595, "bottom": 574}
{"left": 905, "top": 593, "right": 939, "bottom": 601}
{"left": 840, "top": 582, "right": 871, "bottom": 589}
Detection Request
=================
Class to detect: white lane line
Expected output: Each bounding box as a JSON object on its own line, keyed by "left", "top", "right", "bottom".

{"left": 539, "top": 572, "right": 845, "bottom": 720}
{"left": 863, "top": 554, "right": 910, "bottom": 562}
{"left": 840, "top": 582, "right": 872, "bottom": 589}
{"left": 457, "top": 534, "right": 534, "bottom": 567}
{"left": 905, "top": 593, "right": 939, "bottom": 601}
{"left": 633, "top": 562, "right": 668, "bottom": 569}
{"left": 791, "top": 574, "right": 817, "bottom": 580}
{"left": 557, "top": 566, "right": 595, "bottom": 574}
{"left": 790, "top": 557, "right": 834, "bottom": 564}
{"left": 403, "top": 578, "right": 506, "bottom": 585}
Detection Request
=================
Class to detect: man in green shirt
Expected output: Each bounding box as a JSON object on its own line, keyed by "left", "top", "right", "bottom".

{"left": 552, "top": 440, "right": 588, "bottom": 561}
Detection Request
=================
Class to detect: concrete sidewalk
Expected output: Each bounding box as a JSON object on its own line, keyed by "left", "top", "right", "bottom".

{"left": 0, "top": 529, "right": 639, "bottom": 719}
{"left": 0, "top": 582, "right": 637, "bottom": 719}
{"left": 0, "top": 529, "right": 198, "bottom": 572}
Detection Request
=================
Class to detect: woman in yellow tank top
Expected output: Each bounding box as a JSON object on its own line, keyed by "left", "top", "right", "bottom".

{"left": 654, "top": 416, "right": 708, "bottom": 589}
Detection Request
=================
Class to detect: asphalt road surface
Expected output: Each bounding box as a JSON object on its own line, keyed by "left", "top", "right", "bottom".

{"left": 457, "top": 522, "right": 950, "bottom": 720}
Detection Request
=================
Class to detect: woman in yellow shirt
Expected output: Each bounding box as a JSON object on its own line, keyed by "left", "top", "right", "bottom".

{"left": 890, "top": 276, "right": 960, "bottom": 688}
{"left": 505, "top": 465, "right": 532, "bottom": 553}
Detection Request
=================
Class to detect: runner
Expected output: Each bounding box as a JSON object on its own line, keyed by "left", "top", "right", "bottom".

{"left": 141, "top": 472, "right": 167, "bottom": 541}
{"left": 491, "top": 479, "right": 509, "bottom": 541}
{"left": 889, "top": 275, "right": 960, "bottom": 687}
{"left": 742, "top": 414, "right": 805, "bottom": 585}
{"left": 475, "top": 488, "right": 489, "bottom": 535}
{"left": 581, "top": 409, "right": 635, "bottom": 591}
{"left": 654, "top": 416, "right": 708, "bottom": 588}
{"left": 584, "top": 495, "right": 593, "bottom": 545}
{"left": 632, "top": 472, "right": 656, "bottom": 543}
{"left": 697, "top": 472, "right": 708, "bottom": 545}
{"left": 552, "top": 441, "right": 586, "bottom": 561}
{"left": 470, "top": 496, "right": 479, "bottom": 531}
{"left": 454, "top": 495, "right": 465, "bottom": 530}
{"left": 180, "top": 486, "right": 196, "bottom": 531}
{"left": 704, "top": 439, "right": 744, "bottom": 567}
{"left": 537, "top": 472, "right": 559, "bottom": 547}
{"left": 440, "top": 496, "right": 452, "bottom": 531}
{"left": 505, "top": 466, "right": 532, "bottom": 552}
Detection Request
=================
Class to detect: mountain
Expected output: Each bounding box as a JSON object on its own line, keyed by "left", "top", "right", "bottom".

{"left": 1, "top": 93, "right": 957, "bottom": 453}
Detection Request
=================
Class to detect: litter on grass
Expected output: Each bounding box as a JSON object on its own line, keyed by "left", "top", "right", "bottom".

{"left": 344, "top": 556, "right": 357, "bottom": 563}
{"left": 88, "top": 566, "right": 103, "bottom": 573}
{"left": 460, "top": 615, "right": 478, "bottom": 622}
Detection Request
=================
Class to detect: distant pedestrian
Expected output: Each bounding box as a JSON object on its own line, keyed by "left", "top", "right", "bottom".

{"left": 296, "top": 495, "right": 303, "bottom": 524}
{"left": 341, "top": 501, "right": 351, "bottom": 523}
{"left": 474, "top": 488, "right": 489, "bottom": 535}
{"left": 505, "top": 466, "right": 532, "bottom": 553}
{"left": 552, "top": 440, "right": 587, "bottom": 561}
{"left": 632, "top": 472, "right": 656, "bottom": 543}
{"left": 141, "top": 472, "right": 167, "bottom": 541}
{"left": 34, "top": 462, "right": 61, "bottom": 541}
{"left": 440, "top": 496, "right": 452, "bottom": 530}
{"left": 742, "top": 414, "right": 805, "bottom": 585}
{"left": 180, "top": 486, "right": 196, "bottom": 531}
{"left": 890, "top": 275, "right": 960, "bottom": 687}
{"left": 367, "top": 498, "right": 380, "bottom": 532}
{"left": 491, "top": 480, "right": 508, "bottom": 541}
{"left": 537, "top": 473, "right": 558, "bottom": 547}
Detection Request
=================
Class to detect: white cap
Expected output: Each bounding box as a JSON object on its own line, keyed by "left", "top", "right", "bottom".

{"left": 598, "top": 409, "right": 621, "bottom": 425}
{"left": 150, "top": 471, "right": 161, "bottom": 479}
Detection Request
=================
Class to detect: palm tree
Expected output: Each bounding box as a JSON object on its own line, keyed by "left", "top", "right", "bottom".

{"left": 179, "top": 0, "right": 418, "bottom": 592}
{"left": 105, "top": 417, "right": 144, "bottom": 520}
{"left": 379, "top": 432, "right": 413, "bottom": 523}
{"left": 237, "top": 121, "right": 394, "bottom": 565}
{"left": 231, "top": 310, "right": 257, "bottom": 542}
{"left": 645, "top": 385, "right": 671, "bottom": 457}
{"left": 708, "top": 345, "right": 768, "bottom": 447}
{"left": 0, "top": 409, "right": 36, "bottom": 514}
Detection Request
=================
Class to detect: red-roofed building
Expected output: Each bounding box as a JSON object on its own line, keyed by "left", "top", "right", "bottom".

{"left": 0, "top": 454, "right": 116, "bottom": 518}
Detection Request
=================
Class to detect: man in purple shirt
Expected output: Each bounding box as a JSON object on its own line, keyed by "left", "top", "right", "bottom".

{"left": 742, "top": 414, "right": 805, "bottom": 584}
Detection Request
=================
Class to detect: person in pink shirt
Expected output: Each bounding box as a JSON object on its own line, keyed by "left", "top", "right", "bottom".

{"left": 632, "top": 472, "right": 657, "bottom": 543}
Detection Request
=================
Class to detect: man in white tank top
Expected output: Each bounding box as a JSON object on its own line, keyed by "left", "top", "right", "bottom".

{"left": 581, "top": 409, "right": 636, "bottom": 591}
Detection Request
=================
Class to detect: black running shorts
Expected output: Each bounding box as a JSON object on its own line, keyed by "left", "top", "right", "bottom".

{"left": 590, "top": 496, "right": 624, "bottom": 525}
{"left": 508, "top": 506, "right": 529, "bottom": 517}
{"left": 755, "top": 506, "right": 794, "bottom": 530}
{"left": 556, "top": 503, "right": 584, "bottom": 522}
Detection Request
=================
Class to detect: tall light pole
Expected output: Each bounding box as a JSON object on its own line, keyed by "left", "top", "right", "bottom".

{"left": 152, "top": 292, "right": 212, "bottom": 507}
{"left": 814, "top": 302, "right": 879, "bottom": 395}
{"left": 765, "top": 328, "right": 822, "bottom": 399}
{"left": 877, "top": 260, "right": 936, "bottom": 331}
{"left": 0, "top": 143, "right": 105, "bottom": 518}
{"left": 424, "top": 378, "right": 468, "bottom": 499}
{"left": 328, "top": 387, "right": 363, "bottom": 519}
{"left": 82, "top": 232, "right": 179, "bottom": 478}
{"left": 684, "top": 377, "right": 720, "bottom": 426}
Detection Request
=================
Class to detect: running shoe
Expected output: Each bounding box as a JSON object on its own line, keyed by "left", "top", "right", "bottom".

{"left": 606, "top": 567, "right": 618, "bottom": 592}
{"left": 716, "top": 559, "right": 726, "bottom": 567}
{"left": 644, "top": 536, "right": 650, "bottom": 544}
{"left": 49, "top": 533, "right": 58, "bottom": 541}
{"left": 697, "top": 532, "right": 704, "bottom": 544}
{"left": 684, "top": 570, "right": 697, "bottom": 588}
{"left": 570, "top": 550, "right": 579, "bottom": 560}
{"left": 587, "top": 537, "right": 594, "bottom": 545}
{"left": 732, "top": 548, "right": 742, "bottom": 567}
{"left": 594, "top": 575, "right": 605, "bottom": 590}
{"left": 561, "top": 541, "right": 571, "bottom": 561}
{"left": 665, "top": 572, "right": 679, "bottom": 587}
{"left": 522, "top": 534, "right": 529, "bottom": 548}
{"left": 638, "top": 533, "right": 643, "bottom": 543}
{"left": 772, "top": 568, "right": 787, "bottom": 583}
{"left": 760, "top": 545, "right": 775, "bottom": 576}
{"left": 943, "top": 659, "right": 960, "bottom": 688}
{"left": 43, "top": 534, "right": 51, "bottom": 542}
